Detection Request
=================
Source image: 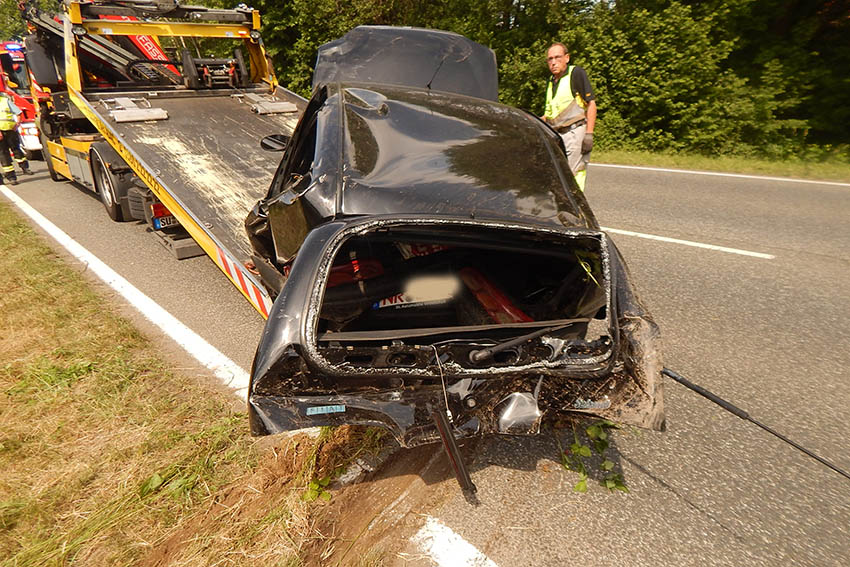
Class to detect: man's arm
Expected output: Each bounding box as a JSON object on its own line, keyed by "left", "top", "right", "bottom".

{"left": 585, "top": 99, "right": 597, "bottom": 134}
{"left": 571, "top": 67, "right": 597, "bottom": 153}
{"left": 570, "top": 66, "right": 596, "bottom": 131}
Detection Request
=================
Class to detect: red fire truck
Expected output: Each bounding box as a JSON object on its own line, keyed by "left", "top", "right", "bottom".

{"left": 0, "top": 40, "right": 42, "bottom": 159}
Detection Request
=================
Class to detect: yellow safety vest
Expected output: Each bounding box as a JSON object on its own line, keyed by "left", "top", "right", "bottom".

{"left": 544, "top": 66, "right": 587, "bottom": 127}
{"left": 0, "top": 97, "right": 16, "bottom": 130}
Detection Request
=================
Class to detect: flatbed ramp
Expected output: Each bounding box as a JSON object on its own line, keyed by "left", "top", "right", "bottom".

{"left": 86, "top": 88, "right": 302, "bottom": 263}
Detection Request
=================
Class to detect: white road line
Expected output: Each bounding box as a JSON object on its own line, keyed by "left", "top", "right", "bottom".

{"left": 601, "top": 226, "right": 776, "bottom": 259}
{"left": 412, "top": 516, "right": 499, "bottom": 567}
{"left": 1, "top": 185, "right": 250, "bottom": 400}
{"left": 594, "top": 162, "right": 850, "bottom": 187}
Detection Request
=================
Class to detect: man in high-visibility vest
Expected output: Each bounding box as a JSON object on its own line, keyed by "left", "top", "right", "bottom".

{"left": 0, "top": 91, "right": 33, "bottom": 186}
{"left": 543, "top": 43, "right": 596, "bottom": 191}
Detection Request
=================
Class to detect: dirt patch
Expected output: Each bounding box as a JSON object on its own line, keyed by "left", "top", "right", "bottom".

{"left": 136, "top": 426, "right": 424, "bottom": 567}
{"left": 138, "top": 433, "right": 319, "bottom": 567}
{"left": 305, "top": 441, "right": 461, "bottom": 566}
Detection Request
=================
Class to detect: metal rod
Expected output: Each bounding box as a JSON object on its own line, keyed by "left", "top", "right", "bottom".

{"left": 469, "top": 322, "right": 574, "bottom": 363}
{"left": 431, "top": 408, "right": 477, "bottom": 494}
{"left": 662, "top": 368, "right": 850, "bottom": 481}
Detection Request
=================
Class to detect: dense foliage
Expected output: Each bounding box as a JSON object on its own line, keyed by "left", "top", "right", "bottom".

{"left": 3, "top": 0, "right": 847, "bottom": 159}
{"left": 253, "top": 0, "right": 848, "bottom": 159}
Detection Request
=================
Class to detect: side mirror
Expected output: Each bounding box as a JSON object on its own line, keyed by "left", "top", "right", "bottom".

{"left": 260, "top": 134, "right": 290, "bottom": 152}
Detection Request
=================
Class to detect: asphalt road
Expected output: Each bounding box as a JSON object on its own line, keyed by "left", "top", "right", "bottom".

{"left": 392, "top": 165, "right": 850, "bottom": 565}
{"left": 5, "top": 161, "right": 849, "bottom": 566}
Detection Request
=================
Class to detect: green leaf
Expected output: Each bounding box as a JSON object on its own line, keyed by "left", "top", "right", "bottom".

{"left": 573, "top": 478, "right": 588, "bottom": 493}
{"left": 308, "top": 481, "right": 319, "bottom": 491}
{"left": 586, "top": 425, "right": 600, "bottom": 440}
{"left": 576, "top": 460, "right": 588, "bottom": 476}
{"left": 577, "top": 445, "right": 592, "bottom": 458}
{"left": 319, "top": 491, "right": 332, "bottom": 502}
{"left": 303, "top": 489, "right": 318, "bottom": 502}
{"left": 593, "top": 439, "right": 609, "bottom": 454}
{"left": 601, "top": 459, "right": 615, "bottom": 471}
{"left": 317, "top": 476, "right": 331, "bottom": 487}
{"left": 139, "top": 473, "right": 164, "bottom": 497}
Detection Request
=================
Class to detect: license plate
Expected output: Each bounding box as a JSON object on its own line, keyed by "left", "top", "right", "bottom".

{"left": 153, "top": 215, "right": 179, "bottom": 230}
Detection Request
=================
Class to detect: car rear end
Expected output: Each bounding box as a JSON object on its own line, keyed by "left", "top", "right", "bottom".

{"left": 249, "top": 216, "right": 664, "bottom": 446}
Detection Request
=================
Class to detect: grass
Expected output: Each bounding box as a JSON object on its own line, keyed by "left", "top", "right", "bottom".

{"left": 594, "top": 148, "right": 850, "bottom": 183}
{"left": 0, "top": 202, "right": 382, "bottom": 566}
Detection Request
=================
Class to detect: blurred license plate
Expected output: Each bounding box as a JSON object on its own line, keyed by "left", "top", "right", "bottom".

{"left": 153, "top": 215, "right": 178, "bottom": 230}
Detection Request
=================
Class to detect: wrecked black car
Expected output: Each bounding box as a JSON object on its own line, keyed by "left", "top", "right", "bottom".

{"left": 245, "top": 27, "right": 665, "bottom": 465}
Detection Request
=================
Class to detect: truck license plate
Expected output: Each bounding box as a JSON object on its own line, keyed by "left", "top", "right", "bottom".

{"left": 153, "top": 215, "right": 179, "bottom": 230}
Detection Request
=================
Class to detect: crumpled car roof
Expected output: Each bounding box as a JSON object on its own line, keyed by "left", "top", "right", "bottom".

{"left": 283, "top": 83, "right": 591, "bottom": 229}
{"left": 312, "top": 25, "right": 499, "bottom": 101}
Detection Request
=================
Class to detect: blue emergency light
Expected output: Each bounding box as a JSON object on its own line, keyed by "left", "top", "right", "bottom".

{"left": 5, "top": 43, "right": 22, "bottom": 51}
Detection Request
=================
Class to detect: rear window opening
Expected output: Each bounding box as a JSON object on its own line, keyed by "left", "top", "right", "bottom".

{"left": 312, "top": 224, "right": 614, "bottom": 373}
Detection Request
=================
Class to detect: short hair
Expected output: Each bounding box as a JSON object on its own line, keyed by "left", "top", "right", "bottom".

{"left": 549, "top": 42, "right": 569, "bottom": 55}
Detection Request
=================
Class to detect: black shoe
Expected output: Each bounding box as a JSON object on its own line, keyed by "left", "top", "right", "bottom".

{"left": 21, "top": 169, "right": 34, "bottom": 176}
{"left": 7, "top": 178, "right": 18, "bottom": 185}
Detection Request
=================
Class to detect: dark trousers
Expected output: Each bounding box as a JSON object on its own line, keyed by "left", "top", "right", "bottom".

{"left": 0, "top": 128, "right": 28, "bottom": 180}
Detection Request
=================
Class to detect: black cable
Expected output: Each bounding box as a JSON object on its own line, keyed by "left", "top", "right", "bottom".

{"left": 662, "top": 368, "right": 850, "bottom": 481}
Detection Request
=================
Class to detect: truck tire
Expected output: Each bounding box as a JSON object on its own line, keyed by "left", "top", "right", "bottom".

{"left": 39, "top": 132, "right": 62, "bottom": 181}
{"left": 91, "top": 148, "right": 125, "bottom": 221}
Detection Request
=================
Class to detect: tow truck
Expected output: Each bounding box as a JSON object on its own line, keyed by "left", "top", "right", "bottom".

{"left": 21, "top": 0, "right": 306, "bottom": 317}
{"left": 0, "top": 40, "right": 42, "bottom": 159}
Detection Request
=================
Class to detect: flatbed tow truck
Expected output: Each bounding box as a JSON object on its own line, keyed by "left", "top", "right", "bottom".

{"left": 21, "top": 0, "right": 306, "bottom": 317}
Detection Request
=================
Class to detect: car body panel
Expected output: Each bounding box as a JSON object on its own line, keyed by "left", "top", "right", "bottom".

{"left": 313, "top": 25, "right": 499, "bottom": 101}
{"left": 248, "top": 216, "right": 665, "bottom": 446}
{"left": 246, "top": 26, "right": 664, "bottom": 447}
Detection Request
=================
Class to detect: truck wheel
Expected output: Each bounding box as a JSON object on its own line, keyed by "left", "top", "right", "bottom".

{"left": 39, "top": 132, "right": 62, "bottom": 181}
{"left": 91, "top": 149, "right": 124, "bottom": 221}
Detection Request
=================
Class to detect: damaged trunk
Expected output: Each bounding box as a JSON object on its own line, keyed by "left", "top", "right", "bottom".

{"left": 249, "top": 218, "right": 664, "bottom": 446}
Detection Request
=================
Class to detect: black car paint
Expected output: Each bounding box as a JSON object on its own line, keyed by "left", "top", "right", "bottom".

{"left": 312, "top": 26, "right": 499, "bottom": 101}
{"left": 246, "top": 27, "right": 665, "bottom": 447}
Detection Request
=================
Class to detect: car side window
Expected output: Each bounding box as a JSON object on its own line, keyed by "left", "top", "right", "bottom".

{"left": 268, "top": 88, "right": 327, "bottom": 199}
{"left": 282, "top": 114, "right": 318, "bottom": 193}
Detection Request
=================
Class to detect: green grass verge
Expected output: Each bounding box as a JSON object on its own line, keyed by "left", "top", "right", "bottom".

{"left": 0, "top": 201, "right": 392, "bottom": 566}
{"left": 0, "top": 202, "right": 309, "bottom": 566}
{"left": 594, "top": 149, "right": 850, "bottom": 183}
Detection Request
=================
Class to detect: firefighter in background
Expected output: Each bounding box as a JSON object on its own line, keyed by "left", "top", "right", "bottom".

{"left": 543, "top": 42, "right": 596, "bottom": 191}
{"left": 0, "top": 90, "right": 33, "bottom": 185}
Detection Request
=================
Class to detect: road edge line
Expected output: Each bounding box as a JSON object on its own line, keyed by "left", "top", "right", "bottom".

{"left": 601, "top": 226, "right": 776, "bottom": 259}
{"left": 1, "top": 185, "right": 250, "bottom": 399}
{"left": 412, "top": 516, "right": 499, "bottom": 567}
{"left": 593, "top": 163, "right": 850, "bottom": 187}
